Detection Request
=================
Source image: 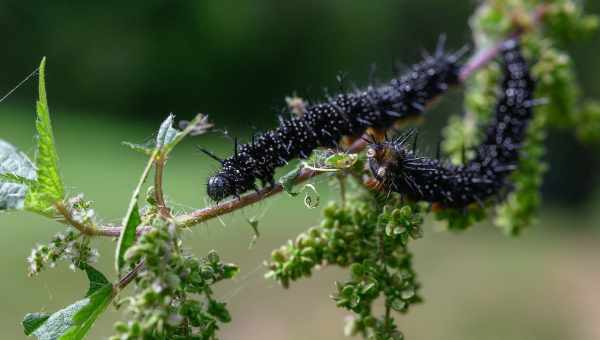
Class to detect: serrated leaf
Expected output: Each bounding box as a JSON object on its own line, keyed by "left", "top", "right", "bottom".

{"left": 25, "top": 58, "right": 64, "bottom": 214}
{"left": 155, "top": 114, "right": 179, "bottom": 149}
{"left": 24, "top": 266, "right": 114, "bottom": 340}
{"left": 121, "top": 141, "right": 153, "bottom": 155}
{"left": 22, "top": 313, "right": 50, "bottom": 336}
{"left": 59, "top": 285, "right": 114, "bottom": 340}
{"left": 0, "top": 172, "right": 36, "bottom": 186}
{"left": 0, "top": 139, "right": 37, "bottom": 210}
{"left": 81, "top": 264, "right": 110, "bottom": 297}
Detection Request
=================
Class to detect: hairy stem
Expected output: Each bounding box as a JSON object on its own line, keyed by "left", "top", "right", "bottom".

{"left": 55, "top": 201, "right": 98, "bottom": 236}
{"left": 117, "top": 260, "right": 145, "bottom": 290}
{"left": 154, "top": 154, "right": 171, "bottom": 219}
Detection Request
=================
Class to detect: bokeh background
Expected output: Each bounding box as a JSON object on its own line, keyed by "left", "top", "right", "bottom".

{"left": 1, "top": 1, "right": 600, "bottom": 339}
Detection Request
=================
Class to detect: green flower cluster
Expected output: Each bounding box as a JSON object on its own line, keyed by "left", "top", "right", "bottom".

{"left": 267, "top": 194, "right": 424, "bottom": 338}
{"left": 26, "top": 228, "right": 98, "bottom": 275}
{"left": 112, "top": 224, "right": 238, "bottom": 340}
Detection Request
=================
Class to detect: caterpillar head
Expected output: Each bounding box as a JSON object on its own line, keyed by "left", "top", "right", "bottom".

{"left": 207, "top": 174, "right": 234, "bottom": 202}
{"left": 366, "top": 142, "right": 405, "bottom": 183}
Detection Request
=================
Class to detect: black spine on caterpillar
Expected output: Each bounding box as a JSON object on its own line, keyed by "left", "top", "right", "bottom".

{"left": 366, "top": 39, "right": 535, "bottom": 208}
{"left": 205, "top": 42, "right": 465, "bottom": 201}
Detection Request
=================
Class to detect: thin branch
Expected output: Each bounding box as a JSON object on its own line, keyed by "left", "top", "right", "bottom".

{"left": 154, "top": 155, "right": 171, "bottom": 219}
{"left": 54, "top": 201, "right": 99, "bottom": 236}
{"left": 116, "top": 260, "right": 145, "bottom": 290}
{"left": 459, "top": 5, "right": 547, "bottom": 82}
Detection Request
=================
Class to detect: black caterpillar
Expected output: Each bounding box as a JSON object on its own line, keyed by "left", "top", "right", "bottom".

{"left": 205, "top": 42, "right": 465, "bottom": 201}
{"left": 367, "top": 39, "right": 535, "bottom": 208}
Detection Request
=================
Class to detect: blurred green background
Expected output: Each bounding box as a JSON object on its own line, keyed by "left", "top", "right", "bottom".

{"left": 1, "top": 1, "right": 600, "bottom": 339}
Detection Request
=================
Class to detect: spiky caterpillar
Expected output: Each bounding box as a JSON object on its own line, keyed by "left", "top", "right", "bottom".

{"left": 366, "top": 39, "right": 535, "bottom": 208}
{"left": 205, "top": 43, "right": 465, "bottom": 201}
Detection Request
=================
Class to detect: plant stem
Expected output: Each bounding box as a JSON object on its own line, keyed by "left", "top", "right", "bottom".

{"left": 55, "top": 201, "right": 98, "bottom": 236}
{"left": 117, "top": 260, "right": 145, "bottom": 290}
{"left": 154, "top": 154, "right": 171, "bottom": 219}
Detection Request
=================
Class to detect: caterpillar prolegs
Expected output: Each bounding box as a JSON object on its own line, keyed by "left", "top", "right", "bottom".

{"left": 366, "top": 39, "right": 535, "bottom": 208}
{"left": 205, "top": 40, "right": 466, "bottom": 201}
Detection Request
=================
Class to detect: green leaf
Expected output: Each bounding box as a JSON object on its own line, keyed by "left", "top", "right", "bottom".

{"left": 81, "top": 264, "right": 110, "bottom": 297}
{"left": 155, "top": 114, "right": 179, "bottom": 149}
{"left": 278, "top": 166, "right": 302, "bottom": 196}
{"left": 115, "top": 201, "right": 141, "bottom": 273}
{"left": 59, "top": 285, "right": 114, "bottom": 340}
{"left": 207, "top": 300, "right": 231, "bottom": 323}
{"left": 0, "top": 172, "right": 36, "bottom": 186}
{"left": 115, "top": 151, "right": 155, "bottom": 274}
{"left": 162, "top": 113, "right": 212, "bottom": 155}
{"left": 25, "top": 58, "right": 65, "bottom": 215}
{"left": 24, "top": 270, "right": 114, "bottom": 340}
{"left": 22, "top": 313, "right": 50, "bottom": 336}
{"left": 0, "top": 139, "right": 37, "bottom": 210}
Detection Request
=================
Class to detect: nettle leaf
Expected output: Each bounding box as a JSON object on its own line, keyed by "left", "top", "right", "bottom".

{"left": 59, "top": 285, "right": 113, "bottom": 340}
{"left": 115, "top": 150, "right": 155, "bottom": 274}
{"left": 155, "top": 114, "right": 180, "bottom": 149}
{"left": 23, "top": 266, "right": 114, "bottom": 340}
{"left": 0, "top": 139, "right": 37, "bottom": 210}
{"left": 25, "top": 58, "right": 65, "bottom": 215}
{"left": 278, "top": 166, "right": 302, "bottom": 196}
{"left": 22, "top": 313, "right": 50, "bottom": 336}
{"left": 125, "top": 114, "right": 211, "bottom": 157}
{"left": 115, "top": 201, "right": 141, "bottom": 273}
{"left": 81, "top": 263, "right": 110, "bottom": 297}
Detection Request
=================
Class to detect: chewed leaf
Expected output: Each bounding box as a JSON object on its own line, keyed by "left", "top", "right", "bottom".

{"left": 23, "top": 266, "right": 114, "bottom": 340}
{"left": 278, "top": 166, "right": 302, "bottom": 196}
{"left": 0, "top": 139, "right": 37, "bottom": 210}
{"left": 25, "top": 58, "right": 65, "bottom": 215}
{"left": 156, "top": 114, "right": 180, "bottom": 149}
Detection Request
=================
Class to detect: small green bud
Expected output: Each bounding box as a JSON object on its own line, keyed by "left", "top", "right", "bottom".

{"left": 399, "top": 206, "right": 412, "bottom": 218}
{"left": 222, "top": 263, "right": 239, "bottom": 279}
{"left": 391, "top": 299, "right": 407, "bottom": 312}
{"left": 363, "top": 315, "right": 376, "bottom": 327}
{"left": 350, "top": 263, "right": 364, "bottom": 279}
{"left": 206, "top": 250, "right": 220, "bottom": 264}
